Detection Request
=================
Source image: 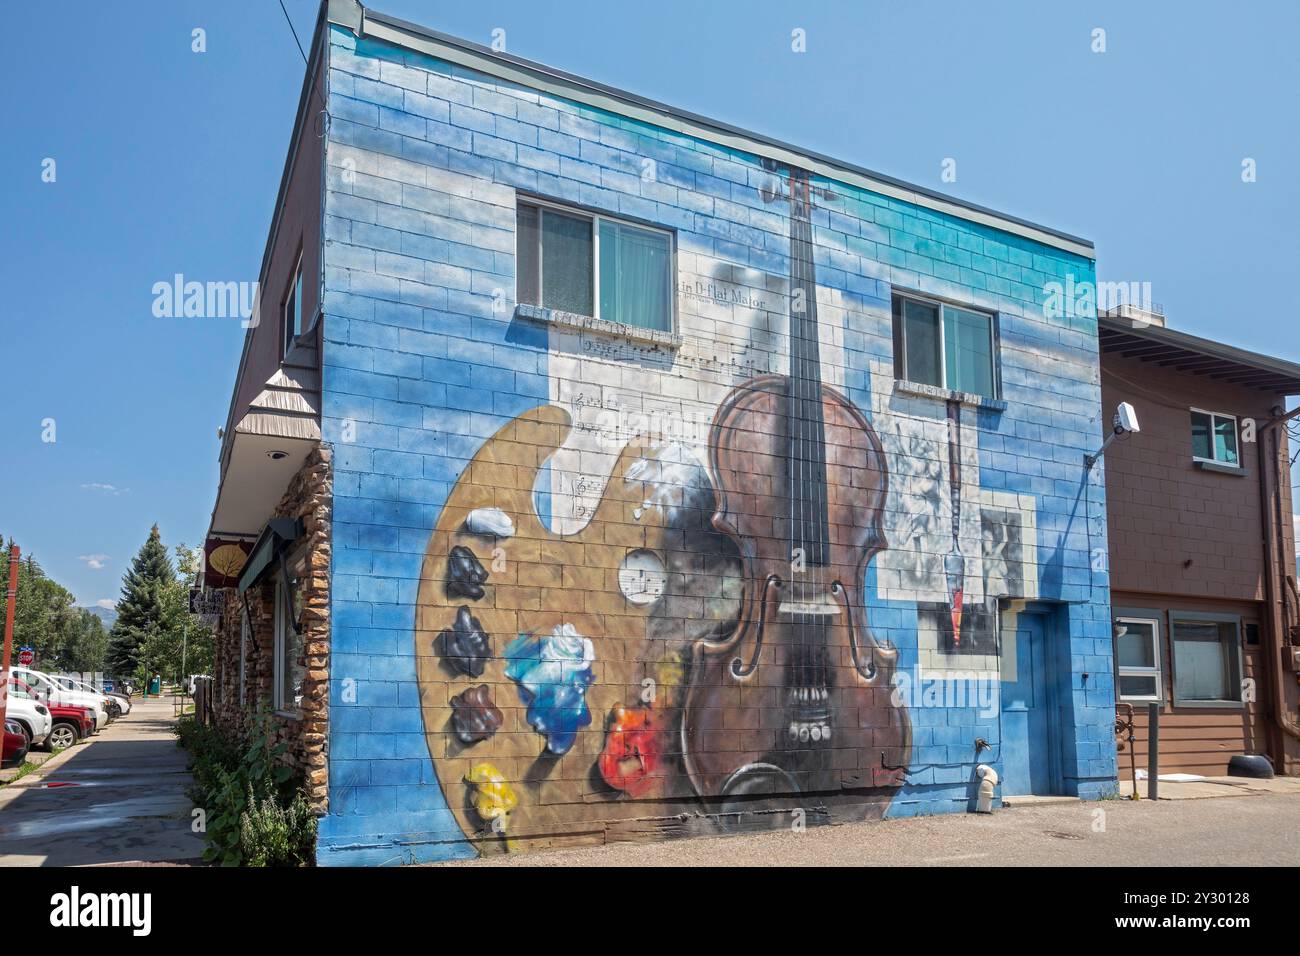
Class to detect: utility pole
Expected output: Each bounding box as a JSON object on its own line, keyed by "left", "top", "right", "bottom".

{"left": 0, "top": 545, "right": 20, "bottom": 736}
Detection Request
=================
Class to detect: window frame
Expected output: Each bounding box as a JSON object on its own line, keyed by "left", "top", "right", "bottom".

{"left": 892, "top": 290, "right": 1002, "bottom": 399}
{"left": 516, "top": 196, "right": 676, "bottom": 334}
{"left": 239, "top": 605, "right": 249, "bottom": 707}
{"left": 1169, "top": 610, "right": 1245, "bottom": 709}
{"left": 1114, "top": 615, "right": 1163, "bottom": 703}
{"left": 281, "top": 247, "right": 305, "bottom": 359}
{"left": 271, "top": 576, "right": 301, "bottom": 715}
{"left": 1189, "top": 407, "right": 1240, "bottom": 467}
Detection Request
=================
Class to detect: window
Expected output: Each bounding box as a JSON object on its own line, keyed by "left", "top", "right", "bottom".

{"left": 1115, "top": 617, "right": 1162, "bottom": 701}
{"left": 272, "top": 576, "right": 303, "bottom": 713}
{"left": 1190, "top": 409, "right": 1238, "bottom": 466}
{"left": 517, "top": 199, "right": 673, "bottom": 332}
{"left": 239, "top": 607, "right": 248, "bottom": 706}
{"left": 892, "top": 293, "right": 999, "bottom": 399}
{"left": 282, "top": 249, "right": 305, "bottom": 357}
{"left": 1171, "top": 613, "right": 1243, "bottom": 707}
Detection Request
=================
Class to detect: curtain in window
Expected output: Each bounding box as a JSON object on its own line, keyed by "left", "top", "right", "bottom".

{"left": 901, "top": 299, "right": 941, "bottom": 387}
{"left": 600, "top": 220, "right": 670, "bottom": 331}
{"left": 541, "top": 209, "right": 593, "bottom": 316}
{"left": 1173, "top": 620, "right": 1234, "bottom": 701}
{"left": 944, "top": 306, "right": 995, "bottom": 397}
{"left": 1117, "top": 622, "right": 1156, "bottom": 667}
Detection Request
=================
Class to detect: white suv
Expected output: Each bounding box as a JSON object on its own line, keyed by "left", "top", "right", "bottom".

{"left": 3, "top": 678, "right": 53, "bottom": 748}
{"left": 54, "top": 675, "right": 131, "bottom": 716}
{"left": 13, "top": 668, "right": 109, "bottom": 733}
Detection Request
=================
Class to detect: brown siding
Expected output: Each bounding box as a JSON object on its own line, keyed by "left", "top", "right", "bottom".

{"left": 1103, "top": 351, "right": 1295, "bottom": 775}
{"left": 1112, "top": 591, "right": 1268, "bottom": 776}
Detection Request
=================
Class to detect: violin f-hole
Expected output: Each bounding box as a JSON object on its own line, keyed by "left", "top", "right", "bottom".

{"left": 832, "top": 580, "right": 877, "bottom": 682}
{"left": 731, "top": 574, "right": 780, "bottom": 679}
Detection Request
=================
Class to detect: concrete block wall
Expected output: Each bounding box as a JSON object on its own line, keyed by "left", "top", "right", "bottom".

{"left": 315, "top": 21, "right": 1115, "bottom": 864}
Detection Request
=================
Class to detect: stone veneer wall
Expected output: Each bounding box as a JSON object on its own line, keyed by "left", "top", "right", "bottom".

{"left": 211, "top": 445, "right": 333, "bottom": 811}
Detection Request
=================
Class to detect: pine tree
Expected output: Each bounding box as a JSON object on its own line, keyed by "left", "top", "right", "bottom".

{"left": 106, "top": 525, "right": 176, "bottom": 677}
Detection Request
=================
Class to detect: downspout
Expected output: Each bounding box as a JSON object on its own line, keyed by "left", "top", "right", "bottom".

{"left": 1258, "top": 411, "right": 1300, "bottom": 744}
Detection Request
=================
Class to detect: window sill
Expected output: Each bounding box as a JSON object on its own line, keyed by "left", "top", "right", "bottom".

{"left": 1171, "top": 699, "right": 1245, "bottom": 710}
{"left": 1193, "top": 459, "right": 1245, "bottom": 476}
{"left": 515, "top": 303, "right": 682, "bottom": 351}
{"left": 272, "top": 709, "right": 302, "bottom": 722}
{"left": 893, "top": 379, "right": 1007, "bottom": 412}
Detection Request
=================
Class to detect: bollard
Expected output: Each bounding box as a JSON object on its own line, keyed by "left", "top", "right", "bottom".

{"left": 1147, "top": 701, "right": 1159, "bottom": 801}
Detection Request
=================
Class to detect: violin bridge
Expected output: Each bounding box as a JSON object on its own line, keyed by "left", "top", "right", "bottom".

{"left": 776, "top": 598, "right": 840, "bottom": 617}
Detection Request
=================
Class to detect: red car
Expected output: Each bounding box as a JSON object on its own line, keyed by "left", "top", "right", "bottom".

{"left": 45, "top": 703, "right": 94, "bottom": 751}
{"left": 3, "top": 719, "right": 28, "bottom": 767}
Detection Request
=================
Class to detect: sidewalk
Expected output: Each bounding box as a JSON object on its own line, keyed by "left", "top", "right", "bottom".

{"left": 1117, "top": 774, "right": 1300, "bottom": 800}
{"left": 0, "top": 695, "right": 205, "bottom": 866}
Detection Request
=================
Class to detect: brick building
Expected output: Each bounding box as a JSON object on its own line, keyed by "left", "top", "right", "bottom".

{"left": 203, "top": 0, "right": 1117, "bottom": 865}
{"left": 1100, "top": 308, "right": 1300, "bottom": 777}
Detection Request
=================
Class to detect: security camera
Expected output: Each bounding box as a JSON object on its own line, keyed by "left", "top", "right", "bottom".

{"left": 1086, "top": 401, "right": 1140, "bottom": 469}
{"left": 1114, "top": 402, "right": 1140, "bottom": 435}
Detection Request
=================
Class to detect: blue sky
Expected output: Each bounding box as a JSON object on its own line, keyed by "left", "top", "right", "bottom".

{"left": 1, "top": 0, "right": 1296, "bottom": 607}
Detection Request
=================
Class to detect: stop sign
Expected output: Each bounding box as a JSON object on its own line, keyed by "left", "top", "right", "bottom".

{"left": 17, "top": 646, "right": 34, "bottom": 666}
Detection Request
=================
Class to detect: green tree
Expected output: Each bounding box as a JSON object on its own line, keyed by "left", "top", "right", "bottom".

{"left": 6, "top": 545, "right": 77, "bottom": 665}
{"left": 61, "top": 610, "right": 109, "bottom": 672}
{"left": 0, "top": 534, "right": 108, "bottom": 672}
{"left": 139, "top": 543, "right": 213, "bottom": 683}
{"left": 107, "top": 525, "right": 176, "bottom": 678}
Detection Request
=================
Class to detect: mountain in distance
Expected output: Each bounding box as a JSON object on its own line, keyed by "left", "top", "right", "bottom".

{"left": 81, "top": 605, "right": 118, "bottom": 629}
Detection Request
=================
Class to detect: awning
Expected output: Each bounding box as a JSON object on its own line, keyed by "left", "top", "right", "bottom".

{"left": 1099, "top": 314, "right": 1300, "bottom": 395}
{"left": 236, "top": 518, "right": 302, "bottom": 595}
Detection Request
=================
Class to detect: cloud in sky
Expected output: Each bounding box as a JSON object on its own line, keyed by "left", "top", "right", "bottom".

{"left": 78, "top": 554, "right": 109, "bottom": 570}
{"left": 80, "top": 483, "right": 128, "bottom": 495}
{"left": 95, "top": 599, "right": 115, "bottom": 610}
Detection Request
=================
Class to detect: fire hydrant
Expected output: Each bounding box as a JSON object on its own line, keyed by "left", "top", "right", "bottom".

{"left": 974, "top": 764, "right": 998, "bottom": 813}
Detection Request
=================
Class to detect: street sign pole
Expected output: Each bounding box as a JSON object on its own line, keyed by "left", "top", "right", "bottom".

{"left": 0, "top": 545, "right": 20, "bottom": 737}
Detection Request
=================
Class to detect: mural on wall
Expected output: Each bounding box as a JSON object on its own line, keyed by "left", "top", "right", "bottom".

{"left": 413, "top": 162, "right": 1034, "bottom": 852}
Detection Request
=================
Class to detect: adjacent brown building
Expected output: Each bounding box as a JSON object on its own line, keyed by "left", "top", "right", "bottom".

{"left": 1100, "top": 308, "right": 1300, "bottom": 777}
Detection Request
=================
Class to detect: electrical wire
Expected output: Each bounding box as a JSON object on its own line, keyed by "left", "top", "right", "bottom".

{"left": 277, "top": 0, "right": 330, "bottom": 135}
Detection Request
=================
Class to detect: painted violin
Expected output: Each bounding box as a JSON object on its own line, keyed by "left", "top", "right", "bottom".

{"left": 681, "top": 162, "right": 911, "bottom": 804}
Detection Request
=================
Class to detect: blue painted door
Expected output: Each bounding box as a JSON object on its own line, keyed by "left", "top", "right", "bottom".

{"left": 999, "top": 611, "right": 1060, "bottom": 796}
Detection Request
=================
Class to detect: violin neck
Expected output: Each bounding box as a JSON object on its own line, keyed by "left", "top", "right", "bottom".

{"left": 787, "top": 178, "right": 830, "bottom": 566}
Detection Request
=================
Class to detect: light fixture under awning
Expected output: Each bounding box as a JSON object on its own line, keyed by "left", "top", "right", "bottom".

{"left": 237, "top": 517, "right": 302, "bottom": 595}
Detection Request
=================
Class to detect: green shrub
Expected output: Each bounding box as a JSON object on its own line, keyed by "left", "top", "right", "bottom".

{"left": 175, "top": 711, "right": 316, "bottom": 866}
{"left": 240, "top": 784, "right": 318, "bottom": 867}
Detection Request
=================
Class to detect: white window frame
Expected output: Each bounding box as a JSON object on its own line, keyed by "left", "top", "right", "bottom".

{"left": 1189, "top": 407, "right": 1239, "bottom": 466}
{"left": 282, "top": 248, "right": 304, "bottom": 358}
{"left": 1115, "top": 616, "right": 1163, "bottom": 702}
{"left": 893, "top": 290, "right": 1000, "bottom": 399}
{"left": 517, "top": 196, "right": 676, "bottom": 333}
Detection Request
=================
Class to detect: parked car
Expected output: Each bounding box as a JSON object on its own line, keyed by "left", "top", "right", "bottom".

{"left": 54, "top": 675, "right": 132, "bottom": 717}
{"left": 11, "top": 667, "right": 108, "bottom": 733}
{"left": 4, "top": 678, "right": 53, "bottom": 749}
{"left": 3, "top": 719, "right": 29, "bottom": 767}
{"left": 44, "top": 702, "right": 94, "bottom": 750}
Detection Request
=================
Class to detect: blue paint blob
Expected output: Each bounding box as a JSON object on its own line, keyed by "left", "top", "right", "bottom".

{"left": 504, "top": 625, "right": 595, "bottom": 755}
